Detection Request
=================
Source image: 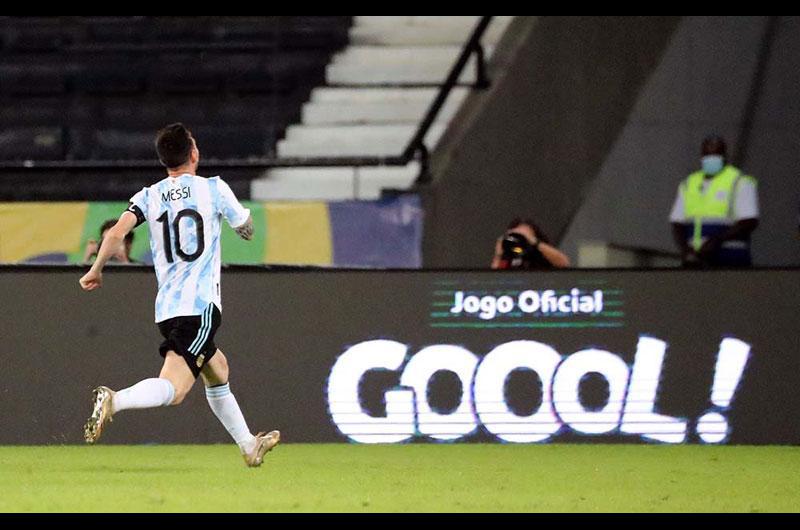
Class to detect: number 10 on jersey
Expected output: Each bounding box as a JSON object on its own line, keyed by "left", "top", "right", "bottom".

{"left": 157, "top": 209, "right": 205, "bottom": 263}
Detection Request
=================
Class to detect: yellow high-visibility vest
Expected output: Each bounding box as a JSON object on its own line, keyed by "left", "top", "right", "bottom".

{"left": 681, "top": 166, "right": 755, "bottom": 251}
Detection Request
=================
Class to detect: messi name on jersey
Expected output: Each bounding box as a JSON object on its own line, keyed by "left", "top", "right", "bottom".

{"left": 162, "top": 187, "right": 192, "bottom": 202}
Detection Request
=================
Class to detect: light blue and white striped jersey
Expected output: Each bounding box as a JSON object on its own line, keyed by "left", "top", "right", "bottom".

{"left": 128, "top": 174, "right": 250, "bottom": 323}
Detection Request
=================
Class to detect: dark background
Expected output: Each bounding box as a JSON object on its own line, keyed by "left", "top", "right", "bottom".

{"left": 1, "top": 267, "right": 798, "bottom": 445}
{"left": 424, "top": 16, "right": 800, "bottom": 268}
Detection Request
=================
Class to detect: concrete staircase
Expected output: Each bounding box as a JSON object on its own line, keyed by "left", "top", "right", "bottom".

{"left": 251, "top": 16, "right": 514, "bottom": 201}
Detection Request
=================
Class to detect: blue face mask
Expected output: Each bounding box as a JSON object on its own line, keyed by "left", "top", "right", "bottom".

{"left": 701, "top": 155, "right": 724, "bottom": 175}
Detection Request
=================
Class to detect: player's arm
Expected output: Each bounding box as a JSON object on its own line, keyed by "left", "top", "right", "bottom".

{"left": 233, "top": 215, "right": 254, "bottom": 241}
{"left": 216, "top": 177, "right": 253, "bottom": 241}
{"left": 79, "top": 212, "right": 138, "bottom": 291}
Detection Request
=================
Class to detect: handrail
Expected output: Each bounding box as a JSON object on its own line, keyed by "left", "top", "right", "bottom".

{"left": 401, "top": 16, "right": 493, "bottom": 163}
{"left": 607, "top": 243, "right": 681, "bottom": 260}
{"left": 0, "top": 17, "right": 496, "bottom": 178}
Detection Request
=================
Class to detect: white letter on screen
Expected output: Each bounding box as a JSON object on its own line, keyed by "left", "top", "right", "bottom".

{"left": 327, "top": 340, "right": 414, "bottom": 444}
{"left": 399, "top": 345, "right": 479, "bottom": 441}
{"left": 620, "top": 337, "right": 687, "bottom": 444}
{"left": 474, "top": 341, "right": 563, "bottom": 443}
{"left": 552, "top": 349, "right": 629, "bottom": 434}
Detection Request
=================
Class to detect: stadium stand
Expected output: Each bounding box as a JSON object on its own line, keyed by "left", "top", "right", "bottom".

{"left": 252, "top": 16, "right": 514, "bottom": 200}
{"left": 0, "top": 16, "right": 514, "bottom": 203}
{"left": 0, "top": 16, "right": 351, "bottom": 163}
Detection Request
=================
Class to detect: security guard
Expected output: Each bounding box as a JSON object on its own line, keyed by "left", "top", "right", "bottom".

{"left": 670, "top": 136, "right": 759, "bottom": 267}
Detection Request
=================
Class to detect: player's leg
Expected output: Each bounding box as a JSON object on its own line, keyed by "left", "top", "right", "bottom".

{"left": 201, "top": 350, "right": 279, "bottom": 466}
{"left": 84, "top": 313, "right": 203, "bottom": 443}
{"left": 157, "top": 351, "right": 196, "bottom": 404}
{"left": 110, "top": 351, "right": 194, "bottom": 411}
{"left": 201, "top": 350, "right": 254, "bottom": 451}
{"left": 83, "top": 354, "right": 189, "bottom": 443}
{"left": 84, "top": 352, "right": 194, "bottom": 443}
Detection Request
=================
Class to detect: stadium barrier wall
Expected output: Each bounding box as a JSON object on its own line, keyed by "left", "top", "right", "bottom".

{"left": 1, "top": 267, "right": 798, "bottom": 445}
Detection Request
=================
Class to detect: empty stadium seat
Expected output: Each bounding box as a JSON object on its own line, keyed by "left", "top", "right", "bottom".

{"left": 56, "top": 55, "right": 147, "bottom": 94}
{"left": 1, "top": 25, "right": 73, "bottom": 52}
{"left": 89, "top": 129, "right": 155, "bottom": 160}
{"left": 0, "top": 97, "right": 92, "bottom": 126}
{"left": 83, "top": 17, "right": 149, "bottom": 45}
{"left": 151, "top": 19, "right": 219, "bottom": 44}
{"left": 0, "top": 16, "right": 352, "bottom": 161}
{"left": 0, "top": 127, "right": 63, "bottom": 160}
{"left": 99, "top": 96, "right": 211, "bottom": 128}
{"left": 149, "top": 60, "right": 221, "bottom": 93}
{"left": 0, "top": 65, "right": 67, "bottom": 95}
{"left": 193, "top": 126, "right": 275, "bottom": 159}
{"left": 84, "top": 127, "right": 275, "bottom": 161}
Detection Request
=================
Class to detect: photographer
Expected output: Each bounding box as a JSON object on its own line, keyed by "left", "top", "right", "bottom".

{"left": 491, "top": 218, "right": 571, "bottom": 270}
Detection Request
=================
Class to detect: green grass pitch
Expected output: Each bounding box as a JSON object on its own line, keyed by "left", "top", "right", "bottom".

{"left": 0, "top": 444, "right": 798, "bottom": 512}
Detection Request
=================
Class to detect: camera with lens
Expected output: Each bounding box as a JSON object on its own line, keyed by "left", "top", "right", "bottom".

{"left": 500, "top": 232, "right": 536, "bottom": 270}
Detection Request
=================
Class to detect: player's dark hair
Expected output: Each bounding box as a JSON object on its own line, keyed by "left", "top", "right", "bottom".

{"left": 100, "top": 219, "right": 134, "bottom": 244}
{"left": 506, "top": 217, "right": 551, "bottom": 245}
{"left": 156, "top": 123, "right": 194, "bottom": 169}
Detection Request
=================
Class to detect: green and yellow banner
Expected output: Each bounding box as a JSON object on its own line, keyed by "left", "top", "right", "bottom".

{"left": 0, "top": 196, "right": 422, "bottom": 268}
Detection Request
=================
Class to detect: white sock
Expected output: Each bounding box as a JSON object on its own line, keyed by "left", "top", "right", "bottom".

{"left": 112, "top": 378, "right": 175, "bottom": 413}
{"left": 206, "top": 383, "right": 256, "bottom": 454}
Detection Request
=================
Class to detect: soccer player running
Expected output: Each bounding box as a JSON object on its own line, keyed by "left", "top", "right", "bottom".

{"left": 79, "top": 123, "right": 279, "bottom": 467}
